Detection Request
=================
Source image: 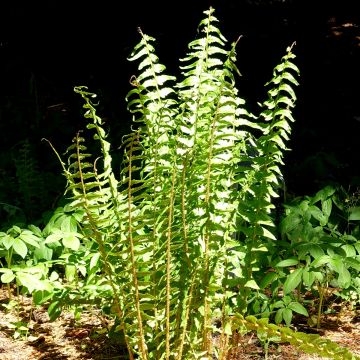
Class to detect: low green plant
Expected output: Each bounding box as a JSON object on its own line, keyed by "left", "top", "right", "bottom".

{"left": 0, "top": 204, "right": 87, "bottom": 302}
{"left": 0, "top": 139, "right": 62, "bottom": 227}
{"left": 270, "top": 185, "right": 360, "bottom": 327}
{"left": 0, "top": 225, "right": 49, "bottom": 298}
{"left": 7, "top": 320, "right": 30, "bottom": 339}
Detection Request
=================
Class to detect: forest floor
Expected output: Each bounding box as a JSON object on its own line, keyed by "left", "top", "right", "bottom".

{"left": 0, "top": 286, "right": 359, "bottom": 360}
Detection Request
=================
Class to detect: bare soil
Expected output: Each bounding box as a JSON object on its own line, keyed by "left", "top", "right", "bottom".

{"left": 0, "top": 286, "right": 359, "bottom": 360}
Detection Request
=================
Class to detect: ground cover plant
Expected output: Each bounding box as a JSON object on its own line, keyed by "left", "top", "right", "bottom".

{"left": 0, "top": 7, "right": 359, "bottom": 360}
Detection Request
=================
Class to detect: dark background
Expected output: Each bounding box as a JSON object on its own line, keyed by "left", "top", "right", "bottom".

{"left": 0, "top": 0, "right": 359, "bottom": 222}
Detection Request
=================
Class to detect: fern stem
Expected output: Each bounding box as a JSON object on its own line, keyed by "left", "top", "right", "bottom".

{"left": 181, "top": 156, "right": 191, "bottom": 268}
{"left": 127, "top": 135, "right": 148, "bottom": 360}
{"left": 165, "top": 166, "right": 177, "bottom": 359}
{"left": 176, "top": 272, "right": 197, "bottom": 360}
{"left": 316, "top": 282, "right": 325, "bottom": 329}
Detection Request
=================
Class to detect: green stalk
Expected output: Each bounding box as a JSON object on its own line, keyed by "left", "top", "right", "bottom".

{"left": 126, "top": 136, "right": 148, "bottom": 360}
{"left": 74, "top": 132, "right": 135, "bottom": 359}
{"left": 317, "top": 282, "right": 325, "bottom": 329}
{"left": 165, "top": 167, "right": 176, "bottom": 359}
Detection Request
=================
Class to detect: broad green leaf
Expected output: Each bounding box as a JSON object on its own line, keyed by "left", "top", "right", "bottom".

{"left": 309, "top": 205, "right": 327, "bottom": 226}
{"left": 45, "top": 232, "right": 63, "bottom": 244}
{"left": 344, "top": 257, "right": 360, "bottom": 271}
{"left": 72, "top": 209, "right": 84, "bottom": 222}
{"left": 259, "top": 272, "right": 277, "bottom": 289}
{"left": 65, "top": 265, "right": 76, "bottom": 283}
{"left": 275, "top": 308, "right": 284, "bottom": 324}
{"left": 312, "top": 185, "right": 336, "bottom": 204}
{"left": 321, "top": 198, "right": 332, "bottom": 219}
{"left": 90, "top": 253, "right": 101, "bottom": 270}
{"left": 78, "top": 265, "right": 86, "bottom": 277}
{"left": 10, "top": 225, "right": 22, "bottom": 235}
{"left": 1, "top": 234, "right": 14, "bottom": 250}
{"left": 283, "top": 308, "right": 293, "bottom": 326}
{"left": 224, "top": 321, "right": 232, "bottom": 335}
{"left": 355, "top": 242, "right": 360, "bottom": 255}
{"left": 341, "top": 244, "right": 356, "bottom": 257}
{"left": 308, "top": 244, "right": 324, "bottom": 259}
{"left": 244, "top": 280, "right": 260, "bottom": 290}
{"left": 0, "top": 269, "right": 15, "bottom": 283}
{"left": 48, "top": 300, "right": 62, "bottom": 321}
{"left": 329, "top": 258, "right": 351, "bottom": 288}
{"left": 313, "top": 271, "right": 324, "bottom": 283}
{"left": 349, "top": 206, "right": 360, "bottom": 221}
{"left": 13, "top": 238, "right": 27, "bottom": 258}
{"left": 311, "top": 255, "right": 331, "bottom": 268}
{"left": 60, "top": 216, "right": 77, "bottom": 233}
{"left": 302, "top": 269, "right": 315, "bottom": 288}
{"left": 280, "top": 214, "right": 301, "bottom": 234}
{"left": 341, "top": 234, "right": 357, "bottom": 243}
{"left": 34, "top": 244, "right": 53, "bottom": 261}
{"left": 62, "top": 233, "right": 80, "bottom": 251}
{"left": 49, "top": 271, "right": 59, "bottom": 282}
{"left": 275, "top": 258, "right": 299, "bottom": 268}
{"left": 33, "top": 290, "right": 53, "bottom": 306}
{"left": 19, "top": 231, "right": 40, "bottom": 248}
{"left": 272, "top": 300, "right": 284, "bottom": 309}
{"left": 288, "top": 302, "right": 309, "bottom": 316}
{"left": 27, "top": 225, "right": 43, "bottom": 237}
{"left": 338, "top": 267, "right": 351, "bottom": 289}
{"left": 16, "top": 272, "right": 45, "bottom": 293}
{"left": 283, "top": 268, "right": 303, "bottom": 295}
{"left": 262, "top": 226, "right": 276, "bottom": 240}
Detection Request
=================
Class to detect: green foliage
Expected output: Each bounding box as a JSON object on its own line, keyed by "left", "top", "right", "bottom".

{"left": 13, "top": 140, "right": 46, "bottom": 220}
{"left": 0, "top": 225, "right": 52, "bottom": 294}
{"left": 257, "top": 185, "right": 360, "bottom": 328}
{"left": 0, "top": 139, "right": 65, "bottom": 227}
{"left": 46, "top": 7, "right": 302, "bottom": 359}
{"left": 1, "top": 6, "right": 358, "bottom": 360}
{"left": 233, "top": 314, "right": 360, "bottom": 360}
{"left": 279, "top": 185, "right": 360, "bottom": 291}
{"left": 0, "top": 204, "right": 89, "bottom": 301}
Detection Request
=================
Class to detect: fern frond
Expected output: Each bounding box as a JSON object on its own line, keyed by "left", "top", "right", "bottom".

{"left": 233, "top": 315, "right": 360, "bottom": 360}
{"left": 233, "top": 45, "right": 300, "bottom": 313}
{"left": 49, "top": 7, "right": 309, "bottom": 360}
{"left": 13, "top": 139, "right": 46, "bottom": 220}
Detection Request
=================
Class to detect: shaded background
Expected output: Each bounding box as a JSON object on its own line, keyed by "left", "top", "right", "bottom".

{"left": 0, "top": 0, "right": 359, "bottom": 223}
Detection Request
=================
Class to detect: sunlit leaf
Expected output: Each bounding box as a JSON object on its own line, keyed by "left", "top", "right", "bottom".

{"left": 90, "top": 253, "right": 101, "bottom": 270}
{"left": 275, "top": 258, "right": 299, "bottom": 267}
{"left": 283, "top": 308, "right": 293, "bottom": 326}
{"left": 244, "top": 280, "right": 260, "bottom": 290}
{"left": 0, "top": 234, "right": 14, "bottom": 250}
{"left": 62, "top": 233, "right": 80, "bottom": 251}
{"left": 19, "top": 231, "right": 40, "bottom": 248}
{"left": 289, "top": 302, "right": 309, "bottom": 317}
{"left": 0, "top": 269, "right": 15, "bottom": 283}
{"left": 13, "top": 238, "right": 27, "bottom": 258}
{"left": 283, "top": 268, "right": 303, "bottom": 295}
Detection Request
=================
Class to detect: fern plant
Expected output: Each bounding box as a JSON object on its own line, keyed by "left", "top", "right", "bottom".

{"left": 45, "top": 7, "right": 358, "bottom": 360}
